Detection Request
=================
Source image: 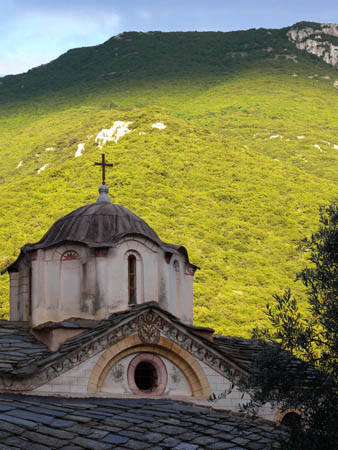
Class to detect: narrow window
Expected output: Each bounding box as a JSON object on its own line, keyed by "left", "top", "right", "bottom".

{"left": 174, "top": 260, "right": 181, "bottom": 315}
{"left": 28, "top": 267, "right": 32, "bottom": 318}
{"left": 128, "top": 255, "right": 137, "bottom": 305}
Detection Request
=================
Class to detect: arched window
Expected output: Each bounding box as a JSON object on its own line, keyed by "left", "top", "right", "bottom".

{"left": 281, "top": 412, "right": 301, "bottom": 429}
{"left": 128, "top": 255, "right": 137, "bottom": 305}
{"left": 173, "top": 260, "right": 181, "bottom": 316}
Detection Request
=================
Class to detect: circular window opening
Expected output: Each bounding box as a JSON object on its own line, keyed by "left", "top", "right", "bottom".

{"left": 134, "top": 361, "right": 158, "bottom": 392}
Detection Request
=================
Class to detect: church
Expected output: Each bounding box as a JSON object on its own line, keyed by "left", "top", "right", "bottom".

{"left": 0, "top": 155, "right": 278, "bottom": 421}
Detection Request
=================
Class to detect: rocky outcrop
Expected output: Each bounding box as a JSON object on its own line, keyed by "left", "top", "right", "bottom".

{"left": 287, "top": 23, "right": 338, "bottom": 69}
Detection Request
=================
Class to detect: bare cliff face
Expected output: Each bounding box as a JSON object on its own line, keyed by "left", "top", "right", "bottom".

{"left": 287, "top": 23, "right": 338, "bottom": 70}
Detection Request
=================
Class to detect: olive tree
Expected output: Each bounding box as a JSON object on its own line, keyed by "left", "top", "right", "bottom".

{"left": 249, "top": 203, "right": 338, "bottom": 449}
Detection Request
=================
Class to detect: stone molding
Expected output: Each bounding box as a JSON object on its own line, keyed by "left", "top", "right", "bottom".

{"left": 0, "top": 308, "right": 244, "bottom": 392}
{"left": 127, "top": 352, "right": 168, "bottom": 395}
{"left": 116, "top": 236, "right": 159, "bottom": 254}
{"left": 88, "top": 335, "right": 211, "bottom": 397}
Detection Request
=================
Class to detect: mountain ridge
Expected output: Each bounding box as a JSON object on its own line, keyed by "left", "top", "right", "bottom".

{"left": 0, "top": 22, "right": 337, "bottom": 336}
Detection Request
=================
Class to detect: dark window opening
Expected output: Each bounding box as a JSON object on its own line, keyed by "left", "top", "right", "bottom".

{"left": 281, "top": 412, "right": 301, "bottom": 429}
{"left": 134, "top": 361, "right": 158, "bottom": 392}
{"left": 128, "top": 255, "right": 137, "bottom": 305}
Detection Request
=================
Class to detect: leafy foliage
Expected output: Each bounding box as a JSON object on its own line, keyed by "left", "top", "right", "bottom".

{"left": 250, "top": 204, "right": 338, "bottom": 449}
{"left": 0, "top": 25, "right": 337, "bottom": 335}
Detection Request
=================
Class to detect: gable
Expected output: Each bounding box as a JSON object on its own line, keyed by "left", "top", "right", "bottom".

{"left": 0, "top": 304, "right": 247, "bottom": 393}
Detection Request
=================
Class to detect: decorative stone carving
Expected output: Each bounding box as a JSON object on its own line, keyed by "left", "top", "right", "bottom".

{"left": 138, "top": 312, "right": 161, "bottom": 344}
{"left": 2, "top": 308, "right": 242, "bottom": 391}
{"left": 62, "top": 250, "right": 79, "bottom": 261}
{"left": 171, "top": 366, "right": 181, "bottom": 384}
{"left": 111, "top": 363, "right": 124, "bottom": 382}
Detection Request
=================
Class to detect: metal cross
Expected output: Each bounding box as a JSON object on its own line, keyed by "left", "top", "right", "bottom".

{"left": 94, "top": 153, "right": 113, "bottom": 185}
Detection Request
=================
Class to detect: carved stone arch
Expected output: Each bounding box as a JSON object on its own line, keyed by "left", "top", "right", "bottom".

{"left": 61, "top": 250, "right": 79, "bottom": 261}
{"left": 88, "top": 335, "right": 211, "bottom": 397}
{"left": 123, "top": 248, "right": 143, "bottom": 262}
{"left": 51, "top": 244, "right": 89, "bottom": 262}
{"left": 116, "top": 236, "right": 159, "bottom": 254}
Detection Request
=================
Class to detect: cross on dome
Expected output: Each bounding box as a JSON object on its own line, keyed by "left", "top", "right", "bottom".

{"left": 94, "top": 153, "right": 114, "bottom": 185}
{"left": 94, "top": 154, "right": 114, "bottom": 204}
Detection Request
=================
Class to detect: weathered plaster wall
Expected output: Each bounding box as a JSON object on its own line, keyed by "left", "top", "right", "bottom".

{"left": 34, "top": 351, "right": 104, "bottom": 395}
{"left": 26, "top": 238, "right": 194, "bottom": 327}
{"left": 100, "top": 353, "right": 192, "bottom": 396}
{"left": 33, "top": 348, "right": 276, "bottom": 420}
{"left": 11, "top": 260, "right": 31, "bottom": 321}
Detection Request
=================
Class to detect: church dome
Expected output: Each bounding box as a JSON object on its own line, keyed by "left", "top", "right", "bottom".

{"left": 3, "top": 183, "right": 194, "bottom": 274}
{"left": 23, "top": 201, "right": 162, "bottom": 251}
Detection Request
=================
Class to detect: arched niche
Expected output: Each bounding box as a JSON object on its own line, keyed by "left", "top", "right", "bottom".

{"left": 88, "top": 335, "right": 211, "bottom": 397}
{"left": 169, "top": 257, "right": 185, "bottom": 317}
{"left": 60, "top": 250, "right": 81, "bottom": 313}
{"left": 41, "top": 244, "right": 89, "bottom": 315}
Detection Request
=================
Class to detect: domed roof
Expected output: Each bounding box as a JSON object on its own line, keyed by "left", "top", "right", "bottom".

{"left": 2, "top": 185, "right": 195, "bottom": 274}
{"left": 23, "top": 202, "right": 162, "bottom": 251}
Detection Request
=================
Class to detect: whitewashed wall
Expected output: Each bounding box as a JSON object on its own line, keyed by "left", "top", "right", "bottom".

{"left": 26, "top": 237, "right": 194, "bottom": 327}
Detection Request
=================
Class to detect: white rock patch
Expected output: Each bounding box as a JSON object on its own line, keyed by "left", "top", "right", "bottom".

{"left": 95, "top": 121, "right": 132, "bottom": 148}
{"left": 269, "top": 135, "right": 282, "bottom": 139}
{"left": 75, "top": 143, "right": 85, "bottom": 158}
{"left": 45, "top": 147, "right": 54, "bottom": 151}
{"left": 16, "top": 161, "right": 23, "bottom": 169}
{"left": 37, "top": 164, "right": 49, "bottom": 174}
{"left": 334, "top": 144, "right": 338, "bottom": 150}
{"left": 314, "top": 144, "right": 321, "bottom": 150}
{"left": 297, "top": 136, "right": 305, "bottom": 139}
{"left": 152, "top": 123, "right": 166, "bottom": 130}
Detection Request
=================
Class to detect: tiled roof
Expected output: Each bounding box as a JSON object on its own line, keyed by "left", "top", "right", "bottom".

{"left": 0, "top": 321, "right": 49, "bottom": 376}
{"left": 212, "top": 336, "right": 263, "bottom": 373}
{"left": 0, "top": 305, "right": 151, "bottom": 377}
{"left": 213, "top": 335, "right": 319, "bottom": 387}
{"left": 0, "top": 393, "right": 286, "bottom": 449}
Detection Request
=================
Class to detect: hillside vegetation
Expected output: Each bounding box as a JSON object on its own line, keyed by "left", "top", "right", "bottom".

{"left": 0, "top": 24, "right": 337, "bottom": 336}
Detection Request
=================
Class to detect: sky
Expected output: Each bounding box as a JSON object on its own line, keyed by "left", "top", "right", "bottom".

{"left": 1, "top": 0, "right": 337, "bottom": 76}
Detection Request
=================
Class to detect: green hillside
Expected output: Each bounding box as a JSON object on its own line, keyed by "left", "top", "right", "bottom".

{"left": 0, "top": 24, "right": 337, "bottom": 336}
